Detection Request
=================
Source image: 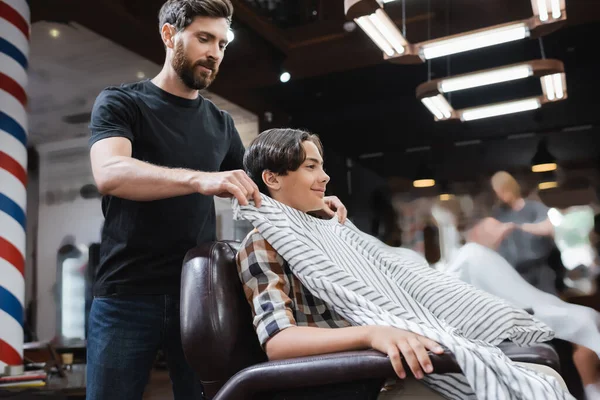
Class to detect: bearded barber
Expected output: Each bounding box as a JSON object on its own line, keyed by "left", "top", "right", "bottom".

{"left": 86, "top": 1, "right": 346, "bottom": 399}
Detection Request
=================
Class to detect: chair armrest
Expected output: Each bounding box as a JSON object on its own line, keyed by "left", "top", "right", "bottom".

{"left": 213, "top": 349, "right": 460, "bottom": 400}
{"left": 497, "top": 342, "right": 560, "bottom": 372}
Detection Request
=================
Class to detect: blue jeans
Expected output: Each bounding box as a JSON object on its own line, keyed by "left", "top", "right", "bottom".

{"left": 86, "top": 294, "right": 204, "bottom": 400}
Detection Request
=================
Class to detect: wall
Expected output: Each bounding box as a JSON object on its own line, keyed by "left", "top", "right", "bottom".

{"left": 34, "top": 138, "right": 104, "bottom": 341}
{"left": 24, "top": 153, "right": 39, "bottom": 336}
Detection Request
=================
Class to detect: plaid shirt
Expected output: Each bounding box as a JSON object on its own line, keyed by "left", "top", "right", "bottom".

{"left": 236, "top": 229, "right": 350, "bottom": 347}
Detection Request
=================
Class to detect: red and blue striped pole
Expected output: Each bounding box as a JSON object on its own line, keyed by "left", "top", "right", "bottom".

{"left": 0, "top": 0, "right": 29, "bottom": 373}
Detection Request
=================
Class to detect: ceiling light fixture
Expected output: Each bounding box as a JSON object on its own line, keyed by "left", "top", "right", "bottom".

{"left": 344, "top": 0, "right": 566, "bottom": 63}
{"left": 354, "top": 8, "right": 407, "bottom": 57}
{"left": 440, "top": 65, "right": 533, "bottom": 93}
{"left": 421, "top": 23, "right": 529, "bottom": 60}
{"left": 538, "top": 181, "right": 558, "bottom": 190}
{"left": 541, "top": 72, "right": 566, "bottom": 101}
{"left": 421, "top": 94, "right": 453, "bottom": 120}
{"left": 413, "top": 163, "right": 436, "bottom": 188}
{"left": 414, "top": 179, "right": 435, "bottom": 188}
{"left": 416, "top": 59, "right": 567, "bottom": 122}
{"left": 538, "top": 169, "right": 559, "bottom": 189}
{"left": 439, "top": 180, "right": 453, "bottom": 200}
{"left": 461, "top": 97, "right": 541, "bottom": 121}
{"left": 531, "top": 138, "right": 557, "bottom": 172}
{"left": 280, "top": 71, "right": 291, "bottom": 83}
{"left": 532, "top": 0, "right": 565, "bottom": 22}
{"left": 49, "top": 28, "right": 60, "bottom": 38}
{"left": 227, "top": 29, "right": 235, "bottom": 43}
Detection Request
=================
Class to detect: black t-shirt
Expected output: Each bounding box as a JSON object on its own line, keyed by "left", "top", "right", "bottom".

{"left": 88, "top": 80, "right": 245, "bottom": 296}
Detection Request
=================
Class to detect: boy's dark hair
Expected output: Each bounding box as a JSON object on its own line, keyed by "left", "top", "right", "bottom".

{"left": 158, "top": 0, "right": 233, "bottom": 32}
{"left": 244, "top": 128, "right": 324, "bottom": 195}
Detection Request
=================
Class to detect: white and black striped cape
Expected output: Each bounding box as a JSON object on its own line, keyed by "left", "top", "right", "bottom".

{"left": 233, "top": 196, "right": 574, "bottom": 400}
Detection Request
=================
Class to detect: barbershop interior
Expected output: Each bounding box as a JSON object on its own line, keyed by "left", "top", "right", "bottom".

{"left": 1, "top": 0, "right": 600, "bottom": 399}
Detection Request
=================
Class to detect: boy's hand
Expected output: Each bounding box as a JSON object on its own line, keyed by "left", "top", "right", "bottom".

{"left": 368, "top": 326, "right": 444, "bottom": 380}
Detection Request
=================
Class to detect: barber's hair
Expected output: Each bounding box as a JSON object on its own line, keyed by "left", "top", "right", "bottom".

{"left": 244, "top": 128, "right": 324, "bottom": 195}
{"left": 491, "top": 171, "right": 521, "bottom": 198}
{"left": 158, "top": 0, "right": 233, "bottom": 32}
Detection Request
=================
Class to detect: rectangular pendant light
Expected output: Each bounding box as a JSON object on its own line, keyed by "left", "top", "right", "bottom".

{"left": 533, "top": 0, "right": 564, "bottom": 22}
{"left": 355, "top": 8, "right": 406, "bottom": 57}
{"left": 416, "top": 59, "right": 566, "bottom": 122}
{"left": 421, "top": 94, "right": 453, "bottom": 120}
{"left": 345, "top": 0, "right": 565, "bottom": 63}
{"left": 541, "top": 73, "right": 565, "bottom": 101}
{"left": 439, "top": 64, "right": 533, "bottom": 93}
{"left": 421, "top": 23, "right": 530, "bottom": 60}
{"left": 460, "top": 97, "right": 541, "bottom": 121}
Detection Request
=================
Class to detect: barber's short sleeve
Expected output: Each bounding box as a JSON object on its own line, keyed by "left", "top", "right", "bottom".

{"left": 219, "top": 112, "right": 245, "bottom": 171}
{"left": 89, "top": 88, "right": 137, "bottom": 148}
{"left": 236, "top": 231, "right": 296, "bottom": 347}
{"left": 530, "top": 200, "right": 550, "bottom": 222}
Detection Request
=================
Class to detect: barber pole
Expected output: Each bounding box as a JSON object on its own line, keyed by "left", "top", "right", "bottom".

{"left": 0, "top": 0, "right": 29, "bottom": 373}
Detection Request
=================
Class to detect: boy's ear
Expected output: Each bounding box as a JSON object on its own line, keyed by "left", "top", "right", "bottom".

{"left": 262, "top": 170, "right": 281, "bottom": 191}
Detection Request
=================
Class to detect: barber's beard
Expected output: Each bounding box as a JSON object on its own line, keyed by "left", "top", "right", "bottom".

{"left": 172, "top": 41, "right": 218, "bottom": 90}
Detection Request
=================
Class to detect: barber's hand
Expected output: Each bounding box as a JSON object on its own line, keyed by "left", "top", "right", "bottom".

{"left": 501, "top": 222, "right": 518, "bottom": 236}
{"left": 368, "top": 326, "right": 444, "bottom": 380}
{"left": 192, "top": 170, "right": 262, "bottom": 207}
{"left": 322, "top": 195, "right": 347, "bottom": 224}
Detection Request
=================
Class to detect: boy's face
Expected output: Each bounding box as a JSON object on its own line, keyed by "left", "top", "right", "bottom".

{"left": 271, "top": 141, "right": 330, "bottom": 214}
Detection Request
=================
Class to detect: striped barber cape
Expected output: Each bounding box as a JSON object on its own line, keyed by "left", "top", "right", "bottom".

{"left": 232, "top": 196, "right": 574, "bottom": 400}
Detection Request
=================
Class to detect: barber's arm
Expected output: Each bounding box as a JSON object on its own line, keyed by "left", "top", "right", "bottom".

{"left": 89, "top": 90, "right": 260, "bottom": 205}
{"left": 518, "top": 200, "right": 554, "bottom": 237}
{"left": 520, "top": 218, "right": 554, "bottom": 237}
{"left": 90, "top": 137, "right": 258, "bottom": 204}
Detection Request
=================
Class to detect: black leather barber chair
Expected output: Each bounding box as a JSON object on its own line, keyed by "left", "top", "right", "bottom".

{"left": 180, "top": 241, "right": 563, "bottom": 400}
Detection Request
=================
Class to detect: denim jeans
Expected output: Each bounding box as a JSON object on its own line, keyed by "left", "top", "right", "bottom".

{"left": 86, "top": 294, "right": 204, "bottom": 400}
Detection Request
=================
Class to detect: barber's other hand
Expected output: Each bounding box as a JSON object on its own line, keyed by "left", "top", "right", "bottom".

{"left": 501, "top": 222, "right": 518, "bottom": 236}
{"left": 321, "top": 195, "right": 347, "bottom": 224}
{"left": 192, "top": 170, "right": 261, "bottom": 207}
{"left": 368, "top": 326, "right": 444, "bottom": 380}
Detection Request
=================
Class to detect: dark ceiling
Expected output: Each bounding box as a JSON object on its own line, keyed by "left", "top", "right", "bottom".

{"left": 32, "top": 0, "right": 600, "bottom": 184}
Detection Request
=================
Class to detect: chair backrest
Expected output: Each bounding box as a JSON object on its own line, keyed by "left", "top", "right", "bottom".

{"left": 180, "top": 241, "right": 267, "bottom": 398}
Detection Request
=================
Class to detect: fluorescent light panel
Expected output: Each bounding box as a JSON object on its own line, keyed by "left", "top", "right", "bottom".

{"left": 537, "top": 0, "right": 549, "bottom": 21}
{"left": 421, "top": 23, "right": 530, "bottom": 60}
{"left": 355, "top": 16, "right": 394, "bottom": 56}
{"left": 421, "top": 94, "right": 453, "bottom": 120}
{"left": 355, "top": 9, "right": 405, "bottom": 57}
{"left": 541, "top": 73, "right": 565, "bottom": 101}
{"left": 440, "top": 65, "right": 532, "bottom": 93}
{"left": 461, "top": 97, "right": 541, "bottom": 121}
{"left": 535, "top": 0, "right": 562, "bottom": 21}
{"left": 550, "top": 0, "right": 561, "bottom": 18}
